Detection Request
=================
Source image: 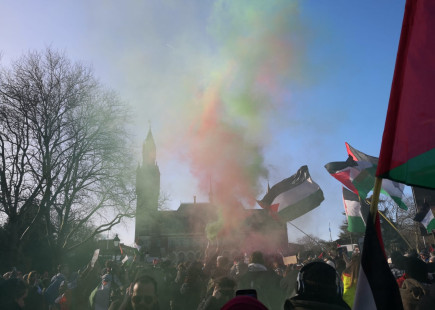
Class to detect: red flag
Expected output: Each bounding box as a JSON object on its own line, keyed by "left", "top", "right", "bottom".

{"left": 377, "top": 0, "right": 435, "bottom": 189}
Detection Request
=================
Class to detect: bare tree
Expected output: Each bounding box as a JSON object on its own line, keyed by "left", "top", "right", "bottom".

{"left": 0, "top": 49, "right": 135, "bottom": 266}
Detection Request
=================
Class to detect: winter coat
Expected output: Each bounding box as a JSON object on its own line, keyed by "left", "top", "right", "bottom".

{"left": 44, "top": 273, "right": 66, "bottom": 305}
{"left": 238, "top": 263, "right": 284, "bottom": 310}
{"left": 341, "top": 272, "right": 357, "bottom": 308}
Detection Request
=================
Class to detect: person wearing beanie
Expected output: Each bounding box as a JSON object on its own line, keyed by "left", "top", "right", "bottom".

{"left": 284, "top": 262, "right": 350, "bottom": 310}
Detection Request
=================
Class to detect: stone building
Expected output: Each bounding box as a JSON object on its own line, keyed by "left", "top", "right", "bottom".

{"left": 135, "top": 128, "right": 288, "bottom": 262}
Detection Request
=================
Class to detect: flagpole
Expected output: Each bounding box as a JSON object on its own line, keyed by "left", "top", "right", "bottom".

{"left": 287, "top": 221, "right": 328, "bottom": 252}
{"left": 367, "top": 177, "right": 412, "bottom": 249}
{"left": 377, "top": 209, "right": 412, "bottom": 249}
{"left": 370, "top": 177, "right": 383, "bottom": 222}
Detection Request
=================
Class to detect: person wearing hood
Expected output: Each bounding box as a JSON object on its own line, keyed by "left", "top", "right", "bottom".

{"left": 90, "top": 273, "right": 113, "bottom": 310}
{"left": 284, "top": 262, "right": 350, "bottom": 310}
{"left": 44, "top": 264, "right": 70, "bottom": 309}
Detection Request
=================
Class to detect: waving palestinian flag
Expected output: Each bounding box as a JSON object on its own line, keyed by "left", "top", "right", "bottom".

{"left": 258, "top": 165, "right": 324, "bottom": 222}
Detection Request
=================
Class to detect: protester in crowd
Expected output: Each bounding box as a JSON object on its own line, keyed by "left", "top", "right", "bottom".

{"left": 44, "top": 264, "right": 70, "bottom": 309}
{"left": 229, "top": 255, "right": 248, "bottom": 281}
{"left": 90, "top": 273, "right": 114, "bottom": 310}
{"left": 238, "top": 251, "right": 283, "bottom": 310}
{"left": 334, "top": 256, "right": 346, "bottom": 277}
{"left": 197, "top": 276, "right": 236, "bottom": 310}
{"left": 280, "top": 264, "right": 299, "bottom": 299}
{"left": 341, "top": 254, "right": 360, "bottom": 309}
{"left": 117, "top": 274, "right": 159, "bottom": 310}
{"left": 173, "top": 261, "right": 205, "bottom": 310}
{"left": 390, "top": 251, "right": 406, "bottom": 279}
{"left": 205, "top": 255, "right": 231, "bottom": 297}
{"left": 400, "top": 256, "right": 431, "bottom": 310}
{"left": 0, "top": 278, "right": 28, "bottom": 310}
{"left": 272, "top": 259, "right": 285, "bottom": 278}
{"left": 24, "top": 271, "right": 45, "bottom": 310}
{"left": 55, "top": 280, "right": 73, "bottom": 310}
{"left": 174, "top": 263, "right": 187, "bottom": 286}
{"left": 284, "top": 261, "right": 351, "bottom": 310}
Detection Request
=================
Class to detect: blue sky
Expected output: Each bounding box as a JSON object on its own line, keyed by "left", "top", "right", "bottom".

{"left": 0, "top": 0, "right": 408, "bottom": 246}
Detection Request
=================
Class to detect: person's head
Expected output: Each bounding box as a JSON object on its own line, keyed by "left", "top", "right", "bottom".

{"left": 27, "top": 271, "right": 38, "bottom": 286}
{"left": 213, "top": 277, "right": 236, "bottom": 299}
{"left": 131, "top": 275, "right": 158, "bottom": 310}
{"left": 250, "top": 251, "right": 265, "bottom": 265}
{"left": 57, "top": 264, "right": 69, "bottom": 276}
{"left": 296, "top": 262, "right": 343, "bottom": 300}
{"left": 217, "top": 256, "right": 229, "bottom": 269}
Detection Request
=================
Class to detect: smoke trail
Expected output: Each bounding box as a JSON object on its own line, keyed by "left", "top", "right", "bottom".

{"left": 184, "top": 0, "right": 307, "bottom": 238}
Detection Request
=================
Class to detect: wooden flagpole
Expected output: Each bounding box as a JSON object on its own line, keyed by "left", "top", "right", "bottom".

{"left": 370, "top": 177, "right": 412, "bottom": 249}
{"left": 377, "top": 209, "right": 412, "bottom": 249}
{"left": 370, "top": 177, "right": 383, "bottom": 222}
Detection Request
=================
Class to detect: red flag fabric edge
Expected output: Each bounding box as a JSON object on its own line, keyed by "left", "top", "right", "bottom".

{"left": 377, "top": 0, "right": 435, "bottom": 189}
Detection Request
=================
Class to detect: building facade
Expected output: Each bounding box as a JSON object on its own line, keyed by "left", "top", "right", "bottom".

{"left": 135, "top": 128, "right": 288, "bottom": 262}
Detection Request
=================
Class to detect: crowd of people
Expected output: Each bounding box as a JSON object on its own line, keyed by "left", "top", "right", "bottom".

{"left": 0, "top": 246, "right": 434, "bottom": 310}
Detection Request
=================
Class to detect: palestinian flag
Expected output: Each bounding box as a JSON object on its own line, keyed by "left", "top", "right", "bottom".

{"left": 324, "top": 156, "right": 374, "bottom": 199}
{"left": 346, "top": 143, "right": 408, "bottom": 210}
{"left": 412, "top": 187, "right": 435, "bottom": 233}
{"left": 377, "top": 0, "right": 435, "bottom": 189}
{"left": 342, "top": 187, "right": 368, "bottom": 233}
{"left": 353, "top": 212, "right": 404, "bottom": 310}
{"left": 258, "top": 165, "right": 324, "bottom": 221}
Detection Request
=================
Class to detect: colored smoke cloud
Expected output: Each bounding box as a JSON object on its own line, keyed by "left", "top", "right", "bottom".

{"left": 182, "top": 0, "right": 308, "bottom": 237}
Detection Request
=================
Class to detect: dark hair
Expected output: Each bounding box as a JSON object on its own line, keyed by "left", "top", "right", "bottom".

{"left": 250, "top": 251, "right": 265, "bottom": 265}
{"left": 297, "top": 262, "right": 342, "bottom": 297}
{"left": 134, "top": 274, "right": 158, "bottom": 294}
